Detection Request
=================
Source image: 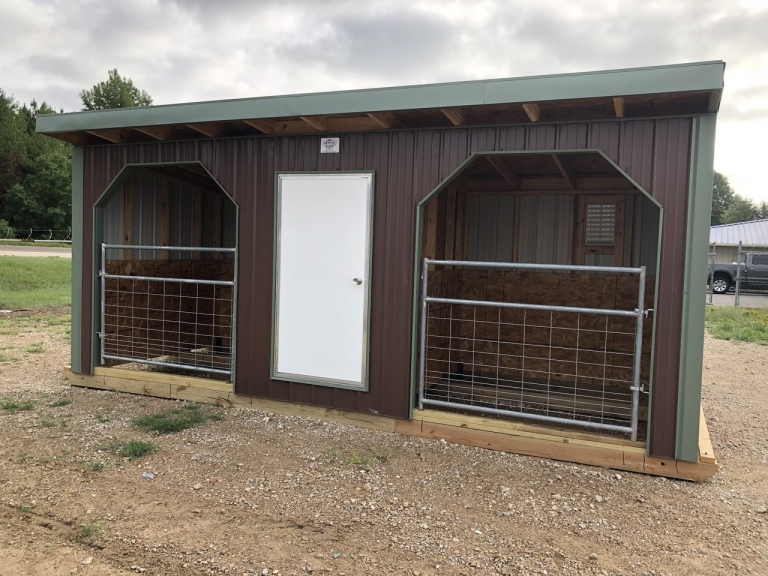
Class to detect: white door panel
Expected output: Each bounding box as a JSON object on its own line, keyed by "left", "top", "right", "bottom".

{"left": 273, "top": 173, "right": 373, "bottom": 388}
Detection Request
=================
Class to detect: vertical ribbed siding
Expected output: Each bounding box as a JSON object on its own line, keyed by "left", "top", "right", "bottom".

{"left": 79, "top": 118, "right": 692, "bottom": 456}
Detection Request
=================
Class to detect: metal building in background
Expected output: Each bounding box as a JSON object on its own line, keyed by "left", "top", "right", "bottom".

{"left": 38, "top": 61, "right": 723, "bottom": 481}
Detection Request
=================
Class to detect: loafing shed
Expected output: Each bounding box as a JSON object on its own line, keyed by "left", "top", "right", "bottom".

{"left": 38, "top": 61, "right": 723, "bottom": 481}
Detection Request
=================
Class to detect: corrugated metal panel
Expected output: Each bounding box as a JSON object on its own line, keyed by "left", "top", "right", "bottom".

{"left": 710, "top": 219, "right": 768, "bottom": 246}
{"left": 103, "top": 185, "right": 124, "bottom": 260}
{"left": 517, "top": 195, "right": 572, "bottom": 264}
{"left": 467, "top": 195, "right": 515, "bottom": 262}
{"left": 631, "top": 193, "right": 660, "bottom": 275}
{"left": 79, "top": 118, "right": 694, "bottom": 455}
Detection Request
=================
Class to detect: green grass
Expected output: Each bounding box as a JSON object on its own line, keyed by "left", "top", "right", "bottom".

{"left": 132, "top": 404, "right": 222, "bottom": 434}
{"left": 49, "top": 399, "right": 72, "bottom": 407}
{"left": 39, "top": 419, "right": 56, "bottom": 428}
{"left": 101, "top": 438, "right": 158, "bottom": 460}
{"left": 706, "top": 307, "right": 768, "bottom": 345}
{"left": 0, "top": 397, "right": 34, "bottom": 413}
{"left": 0, "top": 241, "right": 71, "bottom": 248}
{"left": 76, "top": 522, "right": 102, "bottom": 542}
{"left": 0, "top": 256, "right": 71, "bottom": 308}
{"left": 345, "top": 443, "right": 403, "bottom": 472}
{"left": 25, "top": 342, "right": 44, "bottom": 353}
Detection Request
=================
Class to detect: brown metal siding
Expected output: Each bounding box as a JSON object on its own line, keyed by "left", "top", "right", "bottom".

{"left": 78, "top": 119, "right": 692, "bottom": 456}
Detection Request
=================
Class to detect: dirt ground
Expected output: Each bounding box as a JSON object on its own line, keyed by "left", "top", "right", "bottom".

{"left": 0, "top": 308, "right": 766, "bottom": 576}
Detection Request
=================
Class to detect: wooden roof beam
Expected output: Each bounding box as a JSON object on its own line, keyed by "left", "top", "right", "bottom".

{"left": 613, "top": 97, "right": 625, "bottom": 118}
{"left": 84, "top": 130, "right": 120, "bottom": 144}
{"left": 440, "top": 108, "right": 466, "bottom": 126}
{"left": 242, "top": 119, "right": 276, "bottom": 134}
{"left": 299, "top": 116, "right": 329, "bottom": 132}
{"left": 367, "top": 112, "right": 398, "bottom": 129}
{"left": 485, "top": 156, "right": 521, "bottom": 191}
{"left": 551, "top": 154, "right": 577, "bottom": 190}
{"left": 134, "top": 126, "right": 174, "bottom": 140}
{"left": 186, "top": 123, "right": 224, "bottom": 138}
{"left": 522, "top": 103, "right": 541, "bottom": 122}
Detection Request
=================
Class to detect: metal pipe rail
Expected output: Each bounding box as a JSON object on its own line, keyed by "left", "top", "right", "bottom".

{"left": 418, "top": 258, "right": 648, "bottom": 441}
{"left": 99, "top": 243, "right": 236, "bottom": 377}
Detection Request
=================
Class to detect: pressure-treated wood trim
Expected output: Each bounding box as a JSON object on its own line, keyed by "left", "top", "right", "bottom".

{"left": 159, "top": 178, "right": 170, "bottom": 258}
{"left": 123, "top": 178, "right": 134, "bottom": 259}
{"left": 64, "top": 367, "right": 718, "bottom": 482}
{"left": 551, "top": 154, "right": 576, "bottom": 190}
{"left": 299, "top": 116, "right": 329, "bottom": 132}
{"left": 699, "top": 406, "right": 716, "bottom": 464}
{"left": 485, "top": 156, "right": 522, "bottom": 190}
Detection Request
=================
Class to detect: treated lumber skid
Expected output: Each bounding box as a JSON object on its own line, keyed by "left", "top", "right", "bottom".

{"left": 64, "top": 367, "right": 717, "bottom": 482}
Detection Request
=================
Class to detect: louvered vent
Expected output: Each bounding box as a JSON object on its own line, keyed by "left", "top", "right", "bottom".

{"left": 585, "top": 203, "right": 615, "bottom": 246}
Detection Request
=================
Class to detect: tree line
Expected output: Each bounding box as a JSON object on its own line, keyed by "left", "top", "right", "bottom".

{"left": 0, "top": 70, "right": 152, "bottom": 238}
{"left": 0, "top": 71, "right": 764, "bottom": 235}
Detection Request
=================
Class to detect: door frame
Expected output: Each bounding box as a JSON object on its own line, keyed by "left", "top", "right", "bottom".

{"left": 270, "top": 171, "right": 376, "bottom": 391}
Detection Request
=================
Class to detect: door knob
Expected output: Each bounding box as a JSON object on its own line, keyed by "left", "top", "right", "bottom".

{"left": 353, "top": 278, "right": 363, "bottom": 285}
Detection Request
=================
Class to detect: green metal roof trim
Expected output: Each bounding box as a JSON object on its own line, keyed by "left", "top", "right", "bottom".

{"left": 37, "top": 61, "right": 724, "bottom": 134}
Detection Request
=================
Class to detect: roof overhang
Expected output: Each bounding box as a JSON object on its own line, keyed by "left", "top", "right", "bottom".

{"left": 37, "top": 61, "right": 725, "bottom": 146}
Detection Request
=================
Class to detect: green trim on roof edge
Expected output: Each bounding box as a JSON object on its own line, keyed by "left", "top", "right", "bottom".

{"left": 37, "top": 61, "right": 725, "bottom": 134}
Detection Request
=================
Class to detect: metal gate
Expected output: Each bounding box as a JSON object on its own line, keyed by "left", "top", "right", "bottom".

{"left": 417, "top": 259, "right": 650, "bottom": 441}
{"left": 99, "top": 243, "right": 237, "bottom": 377}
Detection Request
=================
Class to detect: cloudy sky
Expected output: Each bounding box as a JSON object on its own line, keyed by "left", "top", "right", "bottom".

{"left": 2, "top": 0, "right": 767, "bottom": 201}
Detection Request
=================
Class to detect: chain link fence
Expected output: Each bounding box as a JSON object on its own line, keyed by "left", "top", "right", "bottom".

{"left": 707, "top": 241, "right": 768, "bottom": 309}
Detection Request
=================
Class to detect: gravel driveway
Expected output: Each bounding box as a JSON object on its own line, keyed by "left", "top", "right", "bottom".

{"left": 0, "top": 308, "right": 766, "bottom": 575}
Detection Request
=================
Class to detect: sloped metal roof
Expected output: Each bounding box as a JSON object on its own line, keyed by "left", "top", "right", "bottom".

{"left": 710, "top": 219, "right": 768, "bottom": 246}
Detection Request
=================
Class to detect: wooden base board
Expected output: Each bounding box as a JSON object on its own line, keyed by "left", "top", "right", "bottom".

{"left": 64, "top": 366, "right": 718, "bottom": 482}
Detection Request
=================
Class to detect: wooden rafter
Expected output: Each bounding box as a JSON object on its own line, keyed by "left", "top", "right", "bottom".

{"left": 84, "top": 130, "right": 120, "bottom": 144}
{"left": 186, "top": 123, "right": 223, "bottom": 138}
{"left": 522, "top": 103, "right": 541, "bottom": 122}
{"left": 134, "top": 126, "right": 173, "bottom": 140}
{"left": 299, "top": 116, "right": 329, "bottom": 132}
{"left": 485, "top": 156, "right": 521, "bottom": 191}
{"left": 551, "top": 154, "right": 577, "bottom": 190}
{"left": 367, "top": 112, "right": 397, "bottom": 129}
{"left": 242, "top": 119, "right": 276, "bottom": 134}
{"left": 440, "top": 108, "right": 466, "bottom": 126}
{"left": 613, "top": 97, "right": 625, "bottom": 118}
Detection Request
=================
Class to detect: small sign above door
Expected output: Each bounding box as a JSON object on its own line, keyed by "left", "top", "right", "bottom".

{"left": 320, "top": 137, "right": 340, "bottom": 153}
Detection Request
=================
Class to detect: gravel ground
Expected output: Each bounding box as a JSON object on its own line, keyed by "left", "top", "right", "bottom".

{"left": 0, "top": 308, "right": 766, "bottom": 576}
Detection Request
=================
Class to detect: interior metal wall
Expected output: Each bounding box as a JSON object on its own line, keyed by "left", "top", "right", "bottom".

{"left": 517, "top": 194, "right": 572, "bottom": 264}
{"left": 78, "top": 118, "right": 693, "bottom": 457}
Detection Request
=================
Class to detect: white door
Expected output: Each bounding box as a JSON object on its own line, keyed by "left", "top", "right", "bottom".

{"left": 273, "top": 173, "right": 374, "bottom": 389}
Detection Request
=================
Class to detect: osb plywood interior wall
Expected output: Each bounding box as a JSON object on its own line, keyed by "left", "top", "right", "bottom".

{"left": 103, "top": 260, "right": 235, "bottom": 362}
{"left": 425, "top": 268, "right": 654, "bottom": 403}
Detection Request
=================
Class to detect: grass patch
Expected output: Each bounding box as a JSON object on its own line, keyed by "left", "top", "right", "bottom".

{"left": 49, "top": 399, "right": 72, "bottom": 407}
{"left": 132, "top": 404, "right": 222, "bottom": 434}
{"left": 25, "top": 342, "right": 44, "bottom": 353}
{"left": 705, "top": 307, "right": 768, "bottom": 345}
{"left": 76, "top": 522, "right": 102, "bottom": 542}
{"left": 345, "top": 443, "right": 403, "bottom": 472}
{"left": 0, "top": 256, "right": 71, "bottom": 308}
{"left": 0, "top": 353, "right": 10, "bottom": 363}
{"left": 101, "top": 438, "right": 158, "bottom": 460}
{"left": 39, "top": 419, "right": 56, "bottom": 428}
{"left": 0, "top": 241, "right": 71, "bottom": 248}
{"left": 89, "top": 461, "right": 108, "bottom": 472}
{"left": 0, "top": 397, "right": 34, "bottom": 413}
{"left": 95, "top": 414, "right": 111, "bottom": 423}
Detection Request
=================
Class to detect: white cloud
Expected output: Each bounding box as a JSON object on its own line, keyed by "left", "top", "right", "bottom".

{"left": 1, "top": 0, "right": 766, "bottom": 201}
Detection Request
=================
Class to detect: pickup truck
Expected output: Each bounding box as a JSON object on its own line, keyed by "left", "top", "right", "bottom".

{"left": 709, "top": 252, "right": 768, "bottom": 294}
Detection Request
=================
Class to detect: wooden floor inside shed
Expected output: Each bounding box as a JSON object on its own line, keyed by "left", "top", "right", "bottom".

{"left": 65, "top": 366, "right": 718, "bottom": 482}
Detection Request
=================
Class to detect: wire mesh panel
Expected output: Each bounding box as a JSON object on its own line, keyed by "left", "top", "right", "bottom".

{"left": 418, "top": 260, "right": 649, "bottom": 440}
{"left": 100, "top": 244, "right": 236, "bottom": 377}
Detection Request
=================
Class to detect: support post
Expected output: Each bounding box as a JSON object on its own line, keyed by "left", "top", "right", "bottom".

{"left": 100, "top": 242, "right": 106, "bottom": 368}
{"left": 630, "top": 265, "right": 647, "bottom": 442}
{"left": 418, "top": 258, "right": 429, "bottom": 411}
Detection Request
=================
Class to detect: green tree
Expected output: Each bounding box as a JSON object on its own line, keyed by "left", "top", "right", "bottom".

{"left": 80, "top": 69, "right": 153, "bottom": 111}
{"left": 758, "top": 201, "right": 768, "bottom": 220}
{"left": 711, "top": 171, "right": 735, "bottom": 226}
{"left": 721, "top": 194, "right": 758, "bottom": 225}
